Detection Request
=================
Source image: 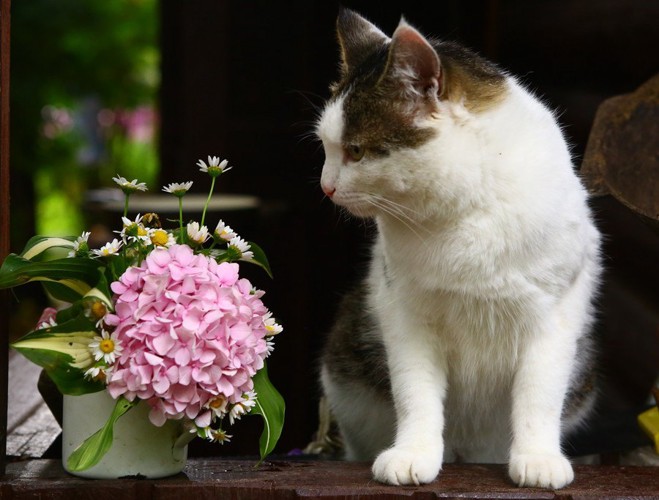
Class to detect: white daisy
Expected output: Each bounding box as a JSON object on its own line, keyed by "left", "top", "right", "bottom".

{"left": 92, "top": 238, "right": 123, "bottom": 257}
{"left": 213, "top": 219, "right": 237, "bottom": 242}
{"left": 228, "top": 391, "right": 257, "bottom": 426}
{"left": 88, "top": 329, "right": 123, "bottom": 365}
{"left": 148, "top": 228, "right": 177, "bottom": 247}
{"left": 84, "top": 365, "right": 108, "bottom": 381}
{"left": 198, "top": 427, "right": 232, "bottom": 444}
{"left": 265, "top": 339, "right": 275, "bottom": 357}
{"left": 205, "top": 395, "right": 229, "bottom": 419}
{"left": 118, "top": 214, "right": 150, "bottom": 243}
{"left": 68, "top": 231, "right": 91, "bottom": 257}
{"left": 112, "top": 175, "right": 148, "bottom": 193}
{"left": 264, "top": 312, "right": 283, "bottom": 336}
{"left": 162, "top": 181, "right": 193, "bottom": 196}
{"left": 228, "top": 236, "right": 254, "bottom": 261}
{"left": 197, "top": 156, "right": 232, "bottom": 177}
{"left": 121, "top": 214, "right": 143, "bottom": 227}
{"left": 187, "top": 221, "right": 210, "bottom": 245}
{"left": 210, "top": 428, "right": 232, "bottom": 444}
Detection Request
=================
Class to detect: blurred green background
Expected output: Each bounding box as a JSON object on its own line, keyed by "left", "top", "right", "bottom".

{"left": 11, "top": 0, "right": 159, "bottom": 241}
{"left": 9, "top": 0, "right": 159, "bottom": 339}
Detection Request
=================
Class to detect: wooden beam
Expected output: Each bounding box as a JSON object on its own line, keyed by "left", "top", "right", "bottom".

{"left": 2, "top": 459, "right": 659, "bottom": 499}
{"left": 0, "top": 0, "right": 11, "bottom": 477}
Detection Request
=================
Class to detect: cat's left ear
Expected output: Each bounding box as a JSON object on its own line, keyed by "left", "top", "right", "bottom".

{"left": 336, "top": 8, "right": 390, "bottom": 78}
{"left": 381, "top": 19, "right": 441, "bottom": 109}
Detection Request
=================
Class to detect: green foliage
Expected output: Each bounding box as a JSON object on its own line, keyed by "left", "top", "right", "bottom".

{"left": 0, "top": 235, "right": 112, "bottom": 395}
{"left": 11, "top": 316, "right": 105, "bottom": 396}
{"left": 12, "top": 0, "right": 158, "bottom": 109}
{"left": 19, "top": 235, "right": 76, "bottom": 260}
{"left": 11, "top": 0, "right": 159, "bottom": 242}
{"left": 252, "top": 364, "right": 286, "bottom": 461}
{"left": 0, "top": 254, "right": 101, "bottom": 296}
{"left": 248, "top": 242, "right": 274, "bottom": 279}
{"left": 0, "top": 236, "right": 103, "bottom": 297}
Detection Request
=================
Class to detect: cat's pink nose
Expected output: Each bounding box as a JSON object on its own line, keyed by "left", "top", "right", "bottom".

{"left": 322, "top": 184, "right": 336, "bottom": 198}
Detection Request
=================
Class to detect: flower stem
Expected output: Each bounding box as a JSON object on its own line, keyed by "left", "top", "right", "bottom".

{"left": 123, "top": 194, "right": 130, "bottom": 219}
{"left": 201, "top": 177, "right": 216, "bottom": 227}
{"left": 178, "top": 197, "right": 184, "bottom": 244}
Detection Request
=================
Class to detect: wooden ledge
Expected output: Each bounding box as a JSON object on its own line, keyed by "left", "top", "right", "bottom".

{"left": 2, "top": 459, "right": 659, "bottom": 499}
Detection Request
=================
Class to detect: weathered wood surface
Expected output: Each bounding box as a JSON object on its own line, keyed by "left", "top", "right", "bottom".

{"left": 1, "top": 459, "right": 658, "bottom": 499}
{"left": 6, "top": 351, "right": 60, "bottom": 459}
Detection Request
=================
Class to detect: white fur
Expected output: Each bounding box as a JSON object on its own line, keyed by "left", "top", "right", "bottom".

{"left": 318, "top": 77, "right": 600, "bottom": 488}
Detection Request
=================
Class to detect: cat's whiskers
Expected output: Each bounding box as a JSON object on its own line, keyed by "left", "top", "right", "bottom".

{"left": 370, "top": 194, "right": 429, "bottom": 226}
{"left": 366, "top": 195, "right": 432, "bottom": 242}
{"left": 296, "top": 127, "right": 324, "bottom": 147}
{"left": 288, "top": 88, "right": 326, "bottom": 115}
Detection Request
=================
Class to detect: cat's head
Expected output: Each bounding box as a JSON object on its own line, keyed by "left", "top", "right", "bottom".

{"left": 316, "top": 8, "right": 506, "bottom": 220}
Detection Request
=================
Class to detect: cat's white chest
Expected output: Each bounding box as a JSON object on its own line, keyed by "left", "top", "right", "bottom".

{"left": 377, "top": 220, "right": 535, "bottom": 304}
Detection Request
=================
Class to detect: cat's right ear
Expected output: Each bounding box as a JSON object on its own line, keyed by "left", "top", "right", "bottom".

{"left": 380, "top": 18, "right": 442, "bottom": 113}
{"left": 336, "top": 8, "right": 390, "bottom": 77}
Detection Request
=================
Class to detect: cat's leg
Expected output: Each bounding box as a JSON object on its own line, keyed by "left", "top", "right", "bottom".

{"left": 320, "top": 366, "right": 394, "bottom": 460}
{"left": 508, "top": 311, "right": 579, "bottom": 489}
{"left": 371, "top": 315, "right": 446, "bottom": 486}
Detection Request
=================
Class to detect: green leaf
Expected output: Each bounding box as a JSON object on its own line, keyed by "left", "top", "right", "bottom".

{"left": 0, "top": 254, "right": 101, "bottom": 296}
{"left": 11, "top": 316, "right": 103, "bottom": 395}
{"left": 53, "top": 302, "right": 84, "bottom": 324}
{"left": 40, "top": 363, "right": 105, "bottom": 396}
{"left": 67, "top": 397, "right": 138, "bottom": 472}
{"left": 251, "top": 364, "right": 285, "bottom": 462}
{"left": 247, "top": 241, "right": 273, "bottom": 278}
{"left": 107, "top": 254, "right": 130, "bottom": 282}
{"left": 83, "top": 270, "right": 114, "bottom": 309}
{"left": 211, "top": 249, "right": 229, "bottom": 262}
{"left": 20, "top": 235, "right": 76, "bottom": 261}
{"left": 43, "top": 281, "right": 88, "bottom": 303}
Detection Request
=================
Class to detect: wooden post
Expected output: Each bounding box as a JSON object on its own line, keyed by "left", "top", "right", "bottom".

{"left": 0, "top": 0, "right": 11, "bottom": 477}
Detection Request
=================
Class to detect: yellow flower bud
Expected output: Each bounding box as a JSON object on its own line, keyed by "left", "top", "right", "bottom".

{"left": 91, "top": 301, "right": 107, "bottom": 320}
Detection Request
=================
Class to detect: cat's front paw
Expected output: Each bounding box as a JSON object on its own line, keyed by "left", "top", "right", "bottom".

{"left": 508, "top": 453, "right": 574, "bottom": 489}
{"left": 372, "top": 447, "right": 441, "bottom": 486}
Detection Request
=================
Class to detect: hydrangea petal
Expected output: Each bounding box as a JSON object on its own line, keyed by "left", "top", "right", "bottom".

{"left": 105, "top": 244, "right": 273, "bottom": 427}
{"left": 148, "top": 406, "right": 168, "bottom": 427}
{"left": 152, "top": 332, "right": 176, "bottom": 356}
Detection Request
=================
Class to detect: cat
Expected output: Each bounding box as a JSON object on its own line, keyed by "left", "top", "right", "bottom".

{"left": 315, "top": 8, "right": 601, "bottom": 489}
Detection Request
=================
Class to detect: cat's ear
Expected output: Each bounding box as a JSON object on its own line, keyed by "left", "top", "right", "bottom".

{"left": 382, "top": 18, "right": 441, "bottom": 108}
{"left": 336, "top": 8, "right": 390, "bottom": 76}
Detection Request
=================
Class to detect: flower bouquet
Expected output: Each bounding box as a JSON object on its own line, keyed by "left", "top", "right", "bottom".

{"left": 0, "top": 156, "right": 285, "bottom": 476}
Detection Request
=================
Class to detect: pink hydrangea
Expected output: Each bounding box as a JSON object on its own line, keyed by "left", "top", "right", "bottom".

{"left": 104, "top": 244, "right": 270, "bottom": 427}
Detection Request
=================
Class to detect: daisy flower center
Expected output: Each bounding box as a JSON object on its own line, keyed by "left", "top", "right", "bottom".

{"left": 100, "top": 339, "right": 115, "bottom": 354}
{"left": 151, "top": 229, "right": 169, "bottom": 246}
{"left": 209, "top": 397, "right": 225, "bottom": 409}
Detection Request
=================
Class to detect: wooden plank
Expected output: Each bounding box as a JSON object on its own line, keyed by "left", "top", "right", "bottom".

{"left": 7, "top": 351, "right": 45, "bottom": 434}
{"left": 5, "top": 408, "right": 59, "bottom": 460}
{"left": 0, "top": 0, "right": 11, "bottom": 477}
{"left": 6, "top": 351, "right": 60, "bottom": 459}
{"left": 1, "top": 460, "right": 659, "bottom": 499}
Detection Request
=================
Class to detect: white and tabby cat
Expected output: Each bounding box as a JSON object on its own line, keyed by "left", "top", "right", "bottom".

{"left": 316, "top": 9, "right": 600, "bottom": 489}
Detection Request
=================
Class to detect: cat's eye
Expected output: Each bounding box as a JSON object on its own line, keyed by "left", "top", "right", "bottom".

{"left": 345, "top": 144, "right": 365, "bottom": 162}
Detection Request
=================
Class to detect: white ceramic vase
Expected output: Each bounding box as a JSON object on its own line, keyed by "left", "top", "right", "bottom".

{"left": 62, "top": 391, "right": 191, "bottom": 479}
